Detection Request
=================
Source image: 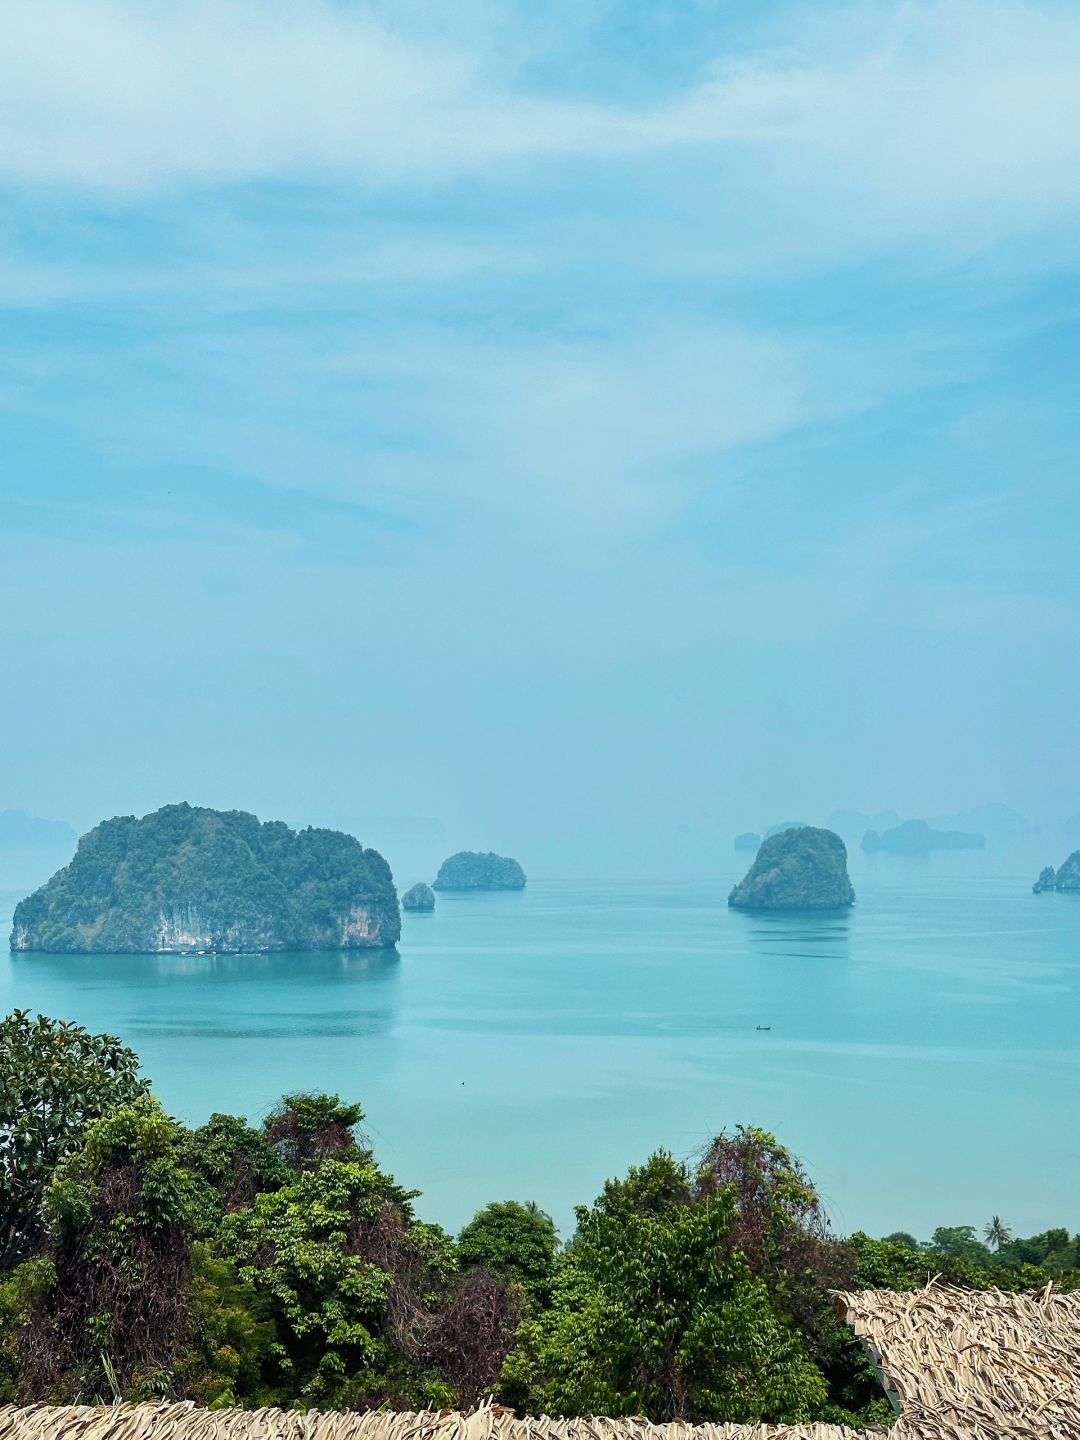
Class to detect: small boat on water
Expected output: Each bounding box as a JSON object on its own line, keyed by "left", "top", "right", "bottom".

{"left": 756, "top": 1024, "right": 771, "bottom": 1031}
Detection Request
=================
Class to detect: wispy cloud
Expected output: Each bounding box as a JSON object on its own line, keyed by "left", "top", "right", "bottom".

{"left": 3, "top": 0, "right": 1080, "bottom": 259}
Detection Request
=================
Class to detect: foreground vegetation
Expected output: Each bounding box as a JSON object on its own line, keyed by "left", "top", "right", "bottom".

{"left": 1, "top": 1012, "right": 1076, "bottom": 1421}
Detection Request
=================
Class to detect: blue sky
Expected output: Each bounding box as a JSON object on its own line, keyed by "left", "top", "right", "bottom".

{"left": 2, "top": 0, "right": 1079, "bottom": 876}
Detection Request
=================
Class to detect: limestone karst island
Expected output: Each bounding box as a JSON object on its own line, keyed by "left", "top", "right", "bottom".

{"left": 1032, "top": 850, "right": 1080, "bottom": 893}
{"left": 861, "top": 818, "right": 985, "bottom": 853}
{"left": 400, "top": 881, "right": 436, "bottom": 911}
{"left": 10, "top": 803, "right": 400, "bottom": 953}
{"left": 433, "top": 851, "right": 527, "bottom": 891}
{"left": 728, "top": 825, "right": 855, "bottom": 910}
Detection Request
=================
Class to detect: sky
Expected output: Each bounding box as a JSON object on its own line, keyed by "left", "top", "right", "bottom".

{"left": 2, "top": 0, "right": 1079, "bottom": 879}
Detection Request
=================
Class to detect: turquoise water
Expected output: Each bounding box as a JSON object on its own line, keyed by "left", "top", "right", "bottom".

{"left": 2, "top": 855, "right": 1078, "bottom": 1240}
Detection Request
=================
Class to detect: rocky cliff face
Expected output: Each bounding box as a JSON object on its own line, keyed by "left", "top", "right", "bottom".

{"left": 433, "top": 851, "right": 526, "bottom": 890}
{"left": 728, "top": 826, "right": 855, "bottom": 911}
{"left": 11, "top": 803, "right": 400, "bottom": 953}
{"left": 152, "top": 904, "right": 279, "bottom": 953}
{"left": 1033, "top": 852, "right": 1080, "bottom": 894}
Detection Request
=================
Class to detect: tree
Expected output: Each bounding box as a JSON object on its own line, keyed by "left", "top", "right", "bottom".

{"left": 511, "top": 1150, "right": 826, "bottom": 1423}
{"left": 984, "top": 1216, "right": 1012, "bottom": 1251}
{"left": 13, "top": 1095, "right": 275, "bottom": 1405}
{"left": 928, "top": 1225, "right": 993, "bottom": 1265}
{"left": 695, "top": 1127, "right": 854, "bottom": 1353}
{"left": 0, "top": 1011, "right": 147, "bottom": 1268}
{"left": 263, "top": 1092, "right": 368, "bottom": 1170}
{"left": 17, "top": 1095, "right": 194, "bottom": 1400}
{"left": 848, "top": 1230, "right": 1057, "bottom": 1295}
{"left": 217, "top": 1154, "right": 450, "bottom": 1407}
{"left": 178, "top": 1112, "right": 291, "bottom": 1235}
{"left": 458, "top": 1201, "right": 558, "bottom": 1304}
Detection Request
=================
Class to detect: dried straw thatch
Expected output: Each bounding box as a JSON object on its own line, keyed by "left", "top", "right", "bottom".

{"left": 0, "top": 1405, "right": 868, "bottom": 1440}
{"left": 835, "top": 1281, "right": 1080, "bottom": 1438}
{"left": 1, "top": 1284, "right": 1076, "bottom": 1440}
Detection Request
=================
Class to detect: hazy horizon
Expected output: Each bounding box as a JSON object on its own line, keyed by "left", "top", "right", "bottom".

{"left": 0, "top": 798, "right": 1073, "bottom": 897}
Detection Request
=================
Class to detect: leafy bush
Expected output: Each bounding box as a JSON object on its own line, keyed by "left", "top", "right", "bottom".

{"left": 18, "top": 1096, "right": 195, "bottom": 1401}
{"left": 458, "top": 1202, "right": 558, "bottom": 1305}
{"left": 0, "top": 1011, "right": 147, "bottom": 1267}
{"left": 507, "top": 1151, "right": 827, "bottom": 1423}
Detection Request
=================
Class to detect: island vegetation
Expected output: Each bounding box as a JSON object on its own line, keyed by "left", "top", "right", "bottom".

{"left": 433, "top": 853, "right": 526, "bottom": 891}
{"left": 3, "top": 1012, "right": 1073, "bottom": 1422}
{"left": 10, "top": 804, "right": 400, "bottom": 954}
{"left": 401, "top": 883, "right": 436, "bottom": 912}
{"left": 728, "top": 826, "right": 855, "bottom": 911}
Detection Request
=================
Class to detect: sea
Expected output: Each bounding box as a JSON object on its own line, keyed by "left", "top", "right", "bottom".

{"left": 2, "top": 849, "right": 1078, "bottom": 1242}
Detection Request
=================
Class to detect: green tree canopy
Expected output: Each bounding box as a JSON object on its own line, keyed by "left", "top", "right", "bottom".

{"left": 217, "top": 1154, "right": 445, "bottom": 1407}
{"left": 458, "top": 1201, "right": 558, "bottom": 1304}
{"left": 178, "top": 1113, "right": 292, "bottom": 1236}
{"left": 263, "top": 1092, "right": 369, "bottom": 1170}
{"left": 0, "top": 1010, "right": 147, "bottom": 1267}
{"left": 511, "top": 1150, "right": 826, "bottom": 1423}
{"left": 19, "top": 1095, "right": 194, "bottom": 1400}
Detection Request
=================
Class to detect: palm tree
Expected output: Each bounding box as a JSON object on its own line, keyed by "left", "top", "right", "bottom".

{"left": 984, "top": 1216, "right": 1012, "bottom": 1251}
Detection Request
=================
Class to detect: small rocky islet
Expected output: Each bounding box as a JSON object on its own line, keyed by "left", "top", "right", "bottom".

{"left": 1032, "top": 851, "right": 1080, "bottom": 894}
{"left": 432, "top": 851, "right": 526, "bottom": 891}
{"left": 728, "top": 825, "right": 855, "bottom": 911}
{"left": 401, "top": 881, "right": 436, "bottom": 911}
{"left": 10, "top": 803, "right": 400, "bottom": 954}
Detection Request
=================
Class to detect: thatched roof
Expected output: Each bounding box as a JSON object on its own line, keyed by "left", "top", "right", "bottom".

{"left": 834, "top": 1281, "right": 1080, "bottom": 1437}
{"left": 0, "top": 1408, "right": 868, "bottom": 1440}
{"left": 1, "top": 1284, "right": 1076, "bottom": 1440}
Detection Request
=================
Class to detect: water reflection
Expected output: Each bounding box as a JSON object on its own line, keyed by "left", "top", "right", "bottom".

{"left": 11, "top": 947, "right": 401, "bottom": 984}
{"left": 4, "top": 948, "right": 403, "bottom": 1042}
{"left": 733, "top": 907, "right": 852, "bottom": 960}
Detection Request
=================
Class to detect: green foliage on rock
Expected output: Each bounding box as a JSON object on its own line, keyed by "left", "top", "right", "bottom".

{"left": 11, "top": 803, "right": 400, "bottom": 953}
{"left": 433, "top": 852, "right": 526, "bottom": 891}
{"left": 0, "top": 1010, "right": 147, "bottom": 1267}
{"left": 728, "top": 826, "right": 854, "bottom": 911}
{"left": 401, "top": 883, "right": 436, "bottom": 911}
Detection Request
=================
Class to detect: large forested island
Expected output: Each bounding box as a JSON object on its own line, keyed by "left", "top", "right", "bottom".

{"left": 10, "top": 803, "right": 400, "bottom": 953}
{"left": 729, "top": 826, "right": 855, "bottom": 910}
{"left": 433, "top": 851, "right": 526, "bottom": 890}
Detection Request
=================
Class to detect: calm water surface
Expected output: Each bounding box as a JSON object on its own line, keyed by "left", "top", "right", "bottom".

{"left": 3, "top": 855, "right": 1078, "bottom": 1239}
